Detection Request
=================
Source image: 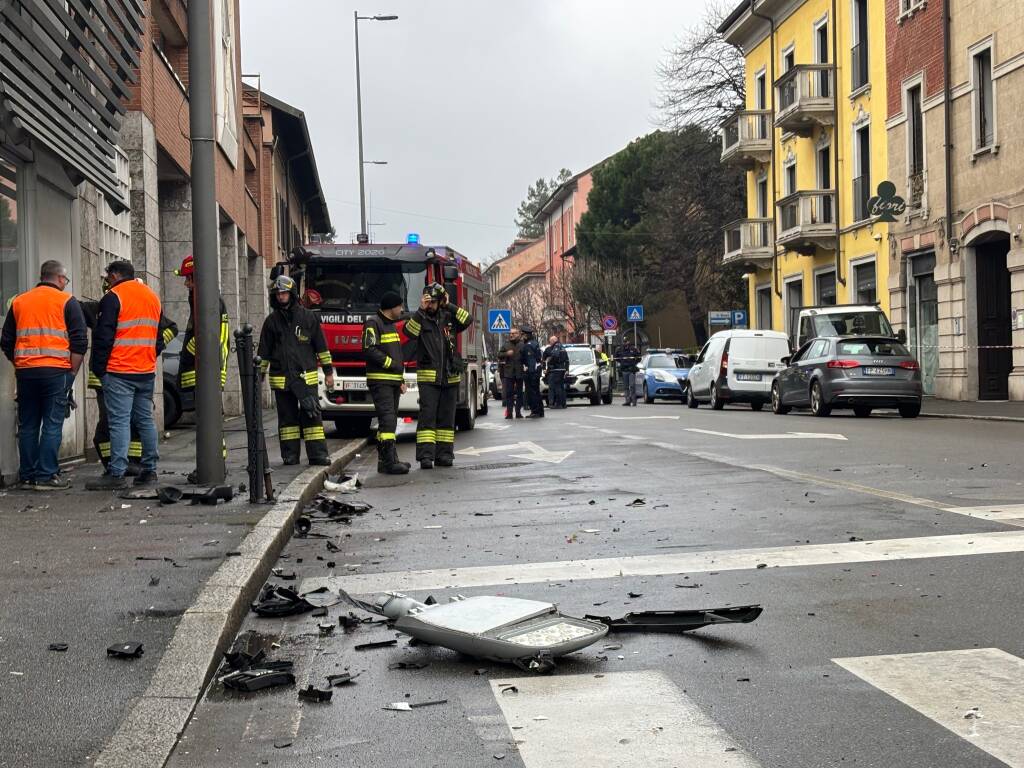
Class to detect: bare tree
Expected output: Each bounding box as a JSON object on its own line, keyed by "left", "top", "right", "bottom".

{"left": 656, "top": 0, "right": 746, "bottom": 133}
{"left": 568, "top": 259, "right": 662, "bottom": 332}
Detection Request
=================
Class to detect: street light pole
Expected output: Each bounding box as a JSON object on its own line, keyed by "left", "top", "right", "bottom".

{"left": 353, "top": 12, "right": 397, "bottom": 244}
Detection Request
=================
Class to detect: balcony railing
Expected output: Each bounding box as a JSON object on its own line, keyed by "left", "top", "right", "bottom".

{"left": 774, "top": 64, "right": 836, "bottom": 135}
{"left": 721, "top": 110, "right": 772, "bottom": 166}
{"left": 776, "top": 190, "right": 838, "bottom": 252}
{"left": 723, "top": 218, "right": 774, "bottom": 266}
{"left": 853, "top": 175, "right": 871, "bottom": 222}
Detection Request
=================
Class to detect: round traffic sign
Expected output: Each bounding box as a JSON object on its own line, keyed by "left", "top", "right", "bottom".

{"left": 602, "top": 315, "right": 618, "bottom": 331}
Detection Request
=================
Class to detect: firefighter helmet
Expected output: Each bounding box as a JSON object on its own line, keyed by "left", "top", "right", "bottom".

{"left": 272, "top": 275, "right": 296, "bottom": 294}
{"left": 423, "top": 282, "right": 448, "bottom": 303}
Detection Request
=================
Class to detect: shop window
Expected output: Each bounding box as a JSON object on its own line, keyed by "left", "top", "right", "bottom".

{"left": 98, "top": 147, "right": 132, "bottom": 264}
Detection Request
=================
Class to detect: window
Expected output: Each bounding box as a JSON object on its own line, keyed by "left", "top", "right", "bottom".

{"left": 783, "top": 47, "right": 795, "bottom": 72}
{"left": 852, "top": 0, "right": 869, "bottom": 90}
{"left": 900, "top": 0, "right": 925, "bottom": 13}
{"left": 853, "top": 261, "right": 877, "bottom": 303}
{"left": 784, "top": 161, "right": 797, "bottom": 196}
{"left": 756, "top": 286, "right": 772, "bottom": 330}
{"left": 816, "top": 270, "right": 837, "bottom": 305}
{"left": 755, "top": 71, "right": 767, "bottom": 109}
{"left": 817, "top": 143, "right": 833, "bottom": 223}
{"left": 98, "top": 146, "right": 132, "bottom": 263}
{"left": 907, "top": 84, "right": 925, "bottom": 209}
{"left": 808, "top": 339, "right": 831, "bottom": 359}
{"left": 854, "top": 124, "right": 871, "bottom": 220}
{"left": 786, "top": 279, "right": 803, "bottom": 339}
{"left": 0, "top": 156, "right": 21, "bottom": 310}
{"left": 973, "top": 46, "right": 994, "bottom": 150}
{"left": 815, "top": 19, "right": 831, "bottom": 98}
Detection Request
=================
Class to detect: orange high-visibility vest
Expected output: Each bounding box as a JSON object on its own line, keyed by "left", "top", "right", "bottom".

{"left": 10, "top": 285, "right": 72, "bottom": 370}
{"left": 107, "top": 279, "right": 161, "bottom": 374}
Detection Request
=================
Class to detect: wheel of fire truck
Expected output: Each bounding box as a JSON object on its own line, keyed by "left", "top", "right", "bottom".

{"left": 455, "top": 374, "right": 478, "bottom": 431}
{"left": 330, "top": 414, "right": 374, "bottom": 438}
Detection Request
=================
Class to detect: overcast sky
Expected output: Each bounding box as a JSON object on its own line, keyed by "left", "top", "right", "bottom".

{"left": 241, "top": 0, "right": 711, "bottom": 263}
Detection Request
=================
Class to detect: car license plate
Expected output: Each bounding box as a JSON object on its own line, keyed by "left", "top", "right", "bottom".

{"left": 863, "top": 367, "right": 894, "bottom": 376}
{"left": 736, "top": 373, "right": 761, "bottom": 382}
{"left": 343, "top": 381, "right": 368, "bottom": 391}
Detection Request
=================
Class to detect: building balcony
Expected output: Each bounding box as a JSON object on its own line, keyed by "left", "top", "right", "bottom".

{"left": 721, "top": 111, "right": 773, "bottom": 167}
{"left": 776, "top": 190, "right": 837, "bottom": 252}
{"left": 774, "top": 65, "right": 835, "bottom": 135}
{"left": 723, "top": 218, "right": 774, "bottom": 267}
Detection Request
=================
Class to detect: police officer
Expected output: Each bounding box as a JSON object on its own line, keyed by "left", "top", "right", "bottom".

{"left": 521, "top": 326, "right": 544, "bottom": 418}
{"left": 83, "top": 276, "right": 177, "bottom": 475}
{"left": 0, "top": 260, "right": 88, "bottom": 490}
{"left": 543, "top": 335, "right": 569, "bottom": 409}
{"left": 615, "top": 339, "right": 642, "bottom": 406}
{"left": 403, "top": 282, "right": 472, "bottom": 469}
{"left": 362, "top": 291, "right": 410, "bottom": 475}
{"left": 497, "top": 327, "right": 525, "bottom": 419}
{"left": 258, "top": 275, "right": 333, "bottom": 466}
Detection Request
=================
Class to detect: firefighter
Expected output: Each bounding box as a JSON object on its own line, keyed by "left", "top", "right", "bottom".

{"left": 83, "top": 276, "right": 178, "bottom": 475}
{"left": 258, "top": 275, "right": 333, "bottom": 466}
{"left": 362, "top": 291, "right": 410, "bottom": 475}
{"left": 403, "top": 282, "right": 472, "bottom": 469}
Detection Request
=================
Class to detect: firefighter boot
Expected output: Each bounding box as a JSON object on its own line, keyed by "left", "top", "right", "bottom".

{"left": 377, "top": 441, "right": 408, "bottom": 475}
{"left": 388, "top": 441, "right": 411, "bottom": 472}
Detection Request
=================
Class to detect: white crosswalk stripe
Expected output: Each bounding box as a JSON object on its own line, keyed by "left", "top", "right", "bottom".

{"left": 491, "top": 671, "right": 760, "bottom": 767}
{"left": 834, "top": 649, "right": 1024, "bottom": 767}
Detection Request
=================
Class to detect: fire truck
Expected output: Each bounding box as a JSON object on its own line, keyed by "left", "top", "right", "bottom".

{"left": 270, "top": 242, "right": 490, "bottom": 436}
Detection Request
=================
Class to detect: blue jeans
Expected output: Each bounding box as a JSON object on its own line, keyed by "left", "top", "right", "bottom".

{"left": 16, "top": 371, "right": 72, "bottom": 482}
{"left": 102, "top": 373, "right": 158, "bottom": 477}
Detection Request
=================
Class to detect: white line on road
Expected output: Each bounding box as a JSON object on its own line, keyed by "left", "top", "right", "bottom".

{"left": 490, "top": 671, "right": 760, "bottom": 768}
{"left": 456, "top": 441, "right": 574, "bottom": 464}
{"left": 942, "top": 503, "right": 1024, "bottom": 527}
{"left": 592, "top": 414, "right": 681, "bottom": 420}
{"left": 686, "top": 428, "right": 848, "bottom": 441}
{"left": 834, "top": 649, "right": 1024, "bottom": 767}
{"left": 330, "top": 530, "right": 1024, "bottom": 595}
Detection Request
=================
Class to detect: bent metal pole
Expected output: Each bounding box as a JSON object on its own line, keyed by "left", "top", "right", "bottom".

{"left": 187, "top": 0, "right": 226, "bottom": 484}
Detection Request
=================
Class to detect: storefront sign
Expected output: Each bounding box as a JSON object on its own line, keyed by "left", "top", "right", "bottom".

{"left": 868, "top": 181, "right": 907, "bottom": 223}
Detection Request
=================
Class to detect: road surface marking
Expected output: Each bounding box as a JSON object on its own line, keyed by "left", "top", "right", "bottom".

{"left": 475, "top": 422, "right": 511, "bottom": 431}
{"left": 329, "top": 530, "right": 1024, "bottom": 594}
{"left": 490, "top": 671, "right": 760, "bottom": 767}
{"left": 686, "top": 428, "right": 848, "bottom": 441}
{"left": 621, "top": 434, "right": 645, "bottom": 440}
{"left": 456, "top": 441, "right": 574, "bottom": 465}
{"left": 942, "top": 503, "right": 1024, "bottom": 527}
{"left": 834, "top": 649, "right": 1024, "bottom": 767}
{"left": 592, "top": 414, "right": 681, "bottom": 420}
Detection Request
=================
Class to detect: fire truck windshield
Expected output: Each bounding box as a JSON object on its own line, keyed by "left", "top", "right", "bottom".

{"left": 305, "top": 259, "right": 427, "bottom": 312}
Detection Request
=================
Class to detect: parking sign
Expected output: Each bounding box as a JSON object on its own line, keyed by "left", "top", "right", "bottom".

{"left": 731, "top": 309, "right": 748, "bottom": 328}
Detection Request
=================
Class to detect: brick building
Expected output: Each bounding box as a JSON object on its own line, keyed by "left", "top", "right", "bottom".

{"left": 484, "top": 237, "right": 548, "bottom": 335}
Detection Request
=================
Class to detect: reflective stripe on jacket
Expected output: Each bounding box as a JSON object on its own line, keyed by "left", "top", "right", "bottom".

{"left": 363, "top": 311, "right": 405, "bottom": 384}
{"left": 11, "top": 286, "right": 72, "bottom": 369}
{"left": 107, "top": 279, "right": 161, "bottom": 374}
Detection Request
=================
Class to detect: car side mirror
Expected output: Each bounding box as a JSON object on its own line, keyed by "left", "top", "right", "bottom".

{"left": 897, "top": 328, "right": 907, "bottom": 344}
{"left": 781, "top": 356, "right": 791, "bottom": 366}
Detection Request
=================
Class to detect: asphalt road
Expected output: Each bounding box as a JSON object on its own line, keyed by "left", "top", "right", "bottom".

{"left": 168, "top": 399, "right": 1024, "bottom": 768}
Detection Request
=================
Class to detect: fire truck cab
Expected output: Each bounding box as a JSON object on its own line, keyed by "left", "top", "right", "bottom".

{"left": 270, "top": 242, "right": 489, "bottom": 436}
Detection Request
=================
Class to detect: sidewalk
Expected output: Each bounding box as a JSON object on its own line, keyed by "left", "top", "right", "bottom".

{"left": 0, "top": 410, "right": 360, "bottom": 768}
{"left": 920, "top": 398, "right": 1024, "bottom": 422}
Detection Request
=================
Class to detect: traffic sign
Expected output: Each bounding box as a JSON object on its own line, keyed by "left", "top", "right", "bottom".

{"left": 626, "top": 305, "right": 644, "bottom": 323}
{"left": 731, "top": 309, "right": 748, "bottom": 328}
{"left": 488, "top": 309, "right": 512, "bottom": 333}
{"left": 603, "top": 329, "right": 617, "bottom": 338}
{"left": 708, "top": 310, "right": 731, "bottom": 326}
{"left": 602, "top": 315, "right": 618, "bottom": 331}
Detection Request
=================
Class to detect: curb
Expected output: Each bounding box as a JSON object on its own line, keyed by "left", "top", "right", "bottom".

{"left": 920, "top": 412, "right": 1024, "bottom": 423}
{"left": 93, "top": 437, "right": 368, "bottom": 768}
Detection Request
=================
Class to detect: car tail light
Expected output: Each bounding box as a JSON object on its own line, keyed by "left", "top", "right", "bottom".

{"left": 900, "top": 360, "right": 921, "bottom": 370}
{"left": 719, "top": 351, "right": 729, "bottom": 378}
{"left": 827, "top": 359, "right": 859, "bottom": 369}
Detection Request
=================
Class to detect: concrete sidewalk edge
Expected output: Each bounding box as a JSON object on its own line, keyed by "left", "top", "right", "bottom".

{"left": 921, "top": 412, "right": 1024, "bottom": 423}
{"left": 92, "top": 438, "right": 368, "bottom": 768}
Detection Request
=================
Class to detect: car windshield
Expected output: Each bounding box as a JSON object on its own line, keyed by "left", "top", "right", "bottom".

{"left": 567, "top": 348, "right": 594, "bottom": 366}
{"left": 836, "top": 339, "right": 910, "bottom": 356}
{"left": 305, "top": 259, "right": 427, "bottom": 312}
{"left": 813, "top": 311, "right": 894, "bottom": 338}
{"left": 646, "top": 354, "right": 678, "bottom": 369}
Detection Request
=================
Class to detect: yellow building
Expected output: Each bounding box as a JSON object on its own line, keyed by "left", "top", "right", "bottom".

{"left": 719, "top": 0, "right": 890, "bottom": 344}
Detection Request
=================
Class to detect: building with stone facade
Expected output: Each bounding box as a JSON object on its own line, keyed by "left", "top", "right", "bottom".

{"left": 885, "top": 0, "right": 1024, "bottom": 401}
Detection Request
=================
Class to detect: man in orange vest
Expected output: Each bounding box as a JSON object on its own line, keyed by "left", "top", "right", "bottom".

{"left": 85, "top": 260, "right": 164, "bottom": 490}
{"left": 0, "top": 260, "right": 88, "bottom": 490}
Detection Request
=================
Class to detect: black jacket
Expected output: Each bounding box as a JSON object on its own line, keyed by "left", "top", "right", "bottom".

{"left": 522, "top": 338, "right": 544, "bottom": 376}
{"left": 543, "top": 343, "right": 569, "bottom": 372}
{"left": 179, "top": 291, "right": 230, "bottom": 389}
{"left": 1, "top": 283, "right": 88, "bottom": 378}
{"left": 497, "top": 338, "right": 525, "bottom": 380}
{"left": 257, "top": 297, "right": 332, "bottom": 392}
{"left": 403, "top": 303, "right": 472, "bottom": 386}
{"left": 362, "top": 311, "right": 404, "bottom": 385}
{"left": 615, "top": 345, "right": 641, "bottom": 374}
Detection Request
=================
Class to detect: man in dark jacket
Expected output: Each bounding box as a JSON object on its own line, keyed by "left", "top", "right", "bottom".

{"left": 258, "top": 275, "right": 333, "bottom": 466}
{"left": 362, "top": 291, "right": 410, "bottom": 475}
{"left": 615, "top": 340, "right": 642, "bottom": 406}
{"left": 521, "top": 326, "right": 544, "bottom": 418}
{"left": 497, "top": 327, "right": 525, "bottom": 419}
{"left": 403, "top": 282, "right": 472, "bottom": 469}
{"left": 543, "top": 335, "right": 569, "bottom": 409}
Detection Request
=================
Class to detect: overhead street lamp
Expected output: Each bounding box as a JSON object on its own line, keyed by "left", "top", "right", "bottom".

{"left": 354, "top": 11, "right": 397, "bottom": 244}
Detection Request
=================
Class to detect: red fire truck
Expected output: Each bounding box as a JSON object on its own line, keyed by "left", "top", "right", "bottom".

{"left": 271, "top": 242, "right": 490, "bottom": 436}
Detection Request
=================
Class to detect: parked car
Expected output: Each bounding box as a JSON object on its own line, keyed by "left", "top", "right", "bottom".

{"left": 161, "top": 334, "right": 191, "bottom": 427}
{"left": 686, "top": 330, "right": 791, "bottom": 411}
{"left": 771, "top": 336, "right": 923, "bottom": 418}
{"left": 487, "top": 360, "right": 502, "bottom": 400}
{"left": 541, "top": 344, "right": 613, "bottom": 405}
{"left": 639, "top": 353, "right": 691, "bottom": 403}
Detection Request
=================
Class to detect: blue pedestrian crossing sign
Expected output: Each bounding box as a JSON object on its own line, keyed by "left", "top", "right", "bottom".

{"left": 626, "top": 305, "right": 644, "bottom": 323}
{"left": 488, "top": 309, "right": 512, "bottom": 333}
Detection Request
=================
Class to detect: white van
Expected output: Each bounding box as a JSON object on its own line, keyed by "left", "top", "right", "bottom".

{"left": 685, "top": 330, "right": 791, "bottom": 411}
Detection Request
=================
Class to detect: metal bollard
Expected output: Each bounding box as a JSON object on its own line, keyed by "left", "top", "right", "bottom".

{"left": 235, "top": 325, "right": 274, "bottom": 503}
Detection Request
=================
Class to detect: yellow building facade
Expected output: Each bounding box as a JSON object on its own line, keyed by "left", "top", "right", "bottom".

{"left": 720, "top": 0, "right": 891, "bottom": 343}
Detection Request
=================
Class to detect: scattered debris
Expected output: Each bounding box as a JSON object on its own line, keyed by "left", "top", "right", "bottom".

{"left": 326, "top": 672, "right": 359, "bottom": 686}
{"left": 323, "top": 474, "right": 360, "bottom": 493}
{"left": 106, "top": 642, "right": 144, "bottom": 659}
{"left": 311, "top": 607, "right": 328, "bottom": 618}
{"left": 221, "top": 666, "right": 295, "bottom": 692}
{"left": 318, "top": 622, "right": 335, "bottom": 636}
{"left": 626, "top": 498, "right": 646, "bottom": 507}
{"left": 756, "top": 563, "right": 768, "bottom": 569}
{"left": 388, "top": 661, "right": 429, "bottom": 670}
{"left": 384, "top": 699, "right": 447, "bottom": 711}
{"left": 273, "top": 741, "right": 292, "bottom": 749}
{"left": 585, "top": 606, "right": 764, "bottom": 634}
{"left": 148, "top": 576, "right": 160, "bottom": 587}
{"left": 48, "top": 643, "right": 68, "bottom": 652}
{"left": 251, "top": 584, "right": 314, "bottom": 617}
{"left": 532, "top": 716, "right": 549, "bottom": 721}
{"left": 964, "top": 707, "right": 982, "bottom": 720}
{"left": 627, "top": 592, "right": 643, "bottom": 598}
{"left": 383, "top": 702, "right": 412, "bottom": 712}
{"left": 675, "top": 583, "right": 701, "bottom": 589}
{"left": 736, "top": 677, "right": 751, "bottom": 683}
{"left": 354, "top": 639, "right": 398, "bottom": 651}
{"left": 298, "top": 685, "right": 333, "bottom": 703}
{"left": 498, "top": 684, "right": 518, "bottom": 695}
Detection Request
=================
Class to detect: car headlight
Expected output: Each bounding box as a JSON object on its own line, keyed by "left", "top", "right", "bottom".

{"left": 653, "top": 370, "right": 674, "bottom": 382}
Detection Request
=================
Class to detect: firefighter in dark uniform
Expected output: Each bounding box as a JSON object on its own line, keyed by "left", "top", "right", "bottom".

{"left": 258, "top": 275, "right": 333, "bottom": 466}
{"left": 175, "top": 254, "right": 230, "bottom": 403}
{"left": 83, "top": 278, "right": 178, "bottom": 474}
{"left": 362, "top": 291, "right": 410, "bottom": 475}
{"left": 403, "top": 282, "right": 472, "bottom": 469}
